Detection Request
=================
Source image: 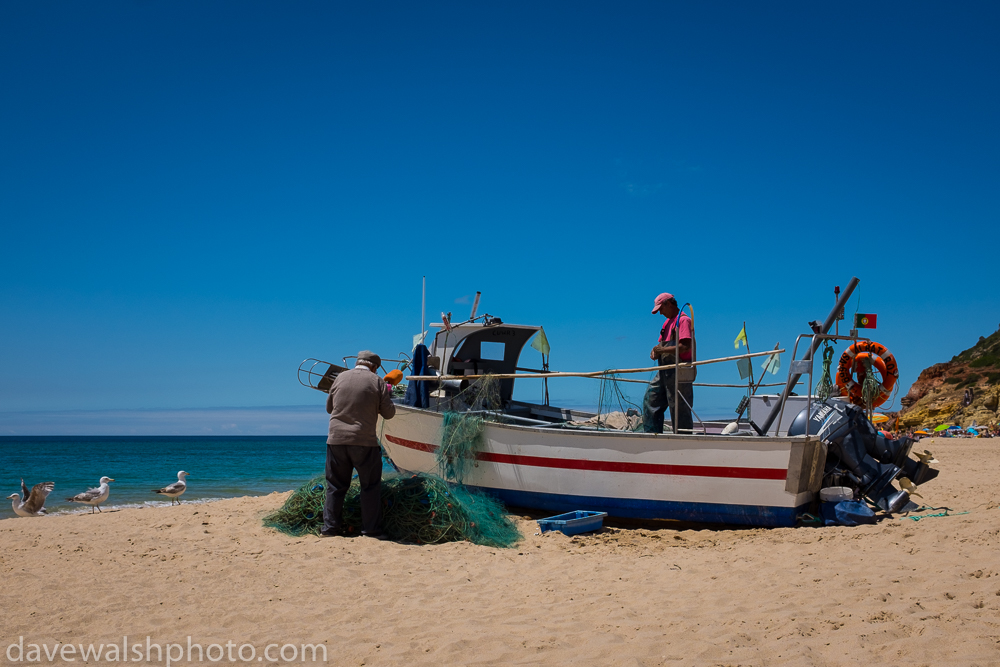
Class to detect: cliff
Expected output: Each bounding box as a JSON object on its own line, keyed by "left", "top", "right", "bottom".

{"left": 895, "top": 326, "right": 1000, "bottom": 429}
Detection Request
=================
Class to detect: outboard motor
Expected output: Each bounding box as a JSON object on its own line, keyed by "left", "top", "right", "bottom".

{"left": 870, "top": 432, "right": 938, "bottom": 485}
{"left": 788, "top": 399, "right": 936, "bottom": 513}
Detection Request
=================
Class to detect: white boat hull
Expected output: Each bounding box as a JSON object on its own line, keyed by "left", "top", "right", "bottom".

{"left": 380, "top": 406, "right": 826, "bottom": 527}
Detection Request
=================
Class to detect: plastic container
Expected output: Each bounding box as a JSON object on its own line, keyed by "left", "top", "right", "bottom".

{"left": 820, "top": 486, "right": 854, "bottom": 503}
{"left": 537, "top": 510, "right": 608, "bottom": 536}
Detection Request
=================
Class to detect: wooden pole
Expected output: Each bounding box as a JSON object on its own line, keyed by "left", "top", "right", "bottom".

{"left": 407, "top": 348, "right": 785, "bottom": 381}
{"left": 750, "top": 343, "right": 782, "bottom": 392}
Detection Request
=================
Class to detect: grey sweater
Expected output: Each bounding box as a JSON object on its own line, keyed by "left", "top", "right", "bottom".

{"left": 326, "top": 367, "right": 396, "bottom": 447}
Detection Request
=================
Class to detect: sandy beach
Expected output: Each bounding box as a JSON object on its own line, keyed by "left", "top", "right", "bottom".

{"left": 2, "top": 436, "right": 998, "bottom": 666}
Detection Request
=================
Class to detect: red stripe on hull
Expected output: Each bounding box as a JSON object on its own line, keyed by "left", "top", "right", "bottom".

{"left": 383, "top": 434, "right": 787, "bottom": 481}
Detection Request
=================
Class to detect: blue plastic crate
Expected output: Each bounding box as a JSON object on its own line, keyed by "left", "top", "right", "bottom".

{"left": 537, "top": 510, "right": 608, "bottom": 536}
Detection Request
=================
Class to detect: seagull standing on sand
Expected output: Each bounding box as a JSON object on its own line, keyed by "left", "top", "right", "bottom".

{"left": 66, "top": 476, "right": 114, "bottom": 513}
{"left": 152, "top": 471, "right": 189, "bottom": 505}
{"left": 7, "top": 479, "right": 55, "bottom": 517}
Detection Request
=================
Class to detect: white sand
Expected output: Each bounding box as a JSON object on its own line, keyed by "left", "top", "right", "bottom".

{"left": 2, "top": 436, "right": 998, "bottom": 665}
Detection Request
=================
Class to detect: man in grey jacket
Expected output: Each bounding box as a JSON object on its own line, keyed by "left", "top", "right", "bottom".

{"left": 322, "top": 350, "right": 396, "bottom": 538}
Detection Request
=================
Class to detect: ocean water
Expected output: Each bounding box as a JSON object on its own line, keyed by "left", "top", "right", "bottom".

{"left": 0, "top": 436, "right": 332, "bottom": 520}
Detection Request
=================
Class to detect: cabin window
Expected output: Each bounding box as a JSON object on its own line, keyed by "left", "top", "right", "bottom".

{"left": 480, "top": 341, "right": 505, "bottom": 361}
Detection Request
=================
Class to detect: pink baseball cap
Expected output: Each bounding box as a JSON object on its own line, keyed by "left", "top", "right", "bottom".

{"left": 651, "top": 292, "right": 675, "bottom": 313}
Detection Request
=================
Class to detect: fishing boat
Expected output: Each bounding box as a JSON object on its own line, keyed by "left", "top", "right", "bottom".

{"left": 299, "top": 277, "right": 936, "bottom": 528}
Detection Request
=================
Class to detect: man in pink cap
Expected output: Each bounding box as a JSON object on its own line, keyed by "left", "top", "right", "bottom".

{"left": 642, "top": 292, "right": 695, "bottom": 434}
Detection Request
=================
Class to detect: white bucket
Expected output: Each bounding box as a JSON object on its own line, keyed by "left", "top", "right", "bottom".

{"left": 820, "top": 486, "right": 854, "bottom": 503}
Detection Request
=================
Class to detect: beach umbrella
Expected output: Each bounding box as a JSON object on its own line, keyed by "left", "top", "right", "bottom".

{"left": 967, "top": 426, "right": 979, "bottom": 433}
{"left": 914, "top": 430, "right": 930, "bottom": 436}
{"left": 948, "top": 425, "right": 963, "bottom": 431}
{"left": 934, "top": 424, "right": 950, "bottom": 432}
{"left": 871, "top": 413, "right": 890, "bottom": 424}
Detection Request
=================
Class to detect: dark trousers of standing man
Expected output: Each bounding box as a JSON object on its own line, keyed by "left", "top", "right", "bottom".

{"left": 642, "top": 368, "right": 694, "bottom": 434}
{"left": 323, "top": 445, "right": 382, "bottom": 535}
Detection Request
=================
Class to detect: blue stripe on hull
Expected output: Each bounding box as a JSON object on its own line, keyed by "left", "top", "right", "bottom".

{"left": 468, "top": 486, "right": 807, "bottom": 528}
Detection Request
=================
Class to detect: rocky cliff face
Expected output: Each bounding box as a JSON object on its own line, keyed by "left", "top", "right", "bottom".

{"left": 895, "top": 327, "right": 1000, "bottom": 428}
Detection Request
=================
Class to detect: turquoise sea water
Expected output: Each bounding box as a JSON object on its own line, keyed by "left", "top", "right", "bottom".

{"left": 0, "top": 436, "right": 333, "bottom": 520}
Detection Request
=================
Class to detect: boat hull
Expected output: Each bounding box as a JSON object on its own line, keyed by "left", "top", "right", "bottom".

{"left": 380, "top": 406, "right": 825, "bottom": 528}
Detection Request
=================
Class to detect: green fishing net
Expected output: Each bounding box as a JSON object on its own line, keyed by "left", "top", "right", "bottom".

{"left": 263, "top": 473, "right": 521, "bottom": 547}
{"left": 437, "top": 375, "right": 502, "bottom": 482}
{"left": 438, "top": 412, "right": 485, "bottom": 483}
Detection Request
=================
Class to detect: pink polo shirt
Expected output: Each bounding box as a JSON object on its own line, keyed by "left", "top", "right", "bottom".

{"left": 658, "top": 313, "right": 693, "bottom": 362}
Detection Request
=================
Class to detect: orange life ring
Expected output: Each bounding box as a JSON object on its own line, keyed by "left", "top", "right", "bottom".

{"left": 835, "top": 341, "right": 898, "bottom": 408}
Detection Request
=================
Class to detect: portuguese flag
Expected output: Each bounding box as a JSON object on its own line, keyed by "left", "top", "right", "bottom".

{"left": 855, "top": 313, "right": 878, "bottom": 329}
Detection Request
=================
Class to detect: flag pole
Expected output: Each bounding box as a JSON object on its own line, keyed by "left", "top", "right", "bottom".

{"left": 744, "top": 321, "right": 756, "bottom": 389}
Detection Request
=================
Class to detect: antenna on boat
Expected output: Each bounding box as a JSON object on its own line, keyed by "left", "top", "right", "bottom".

{"left": 470, "top": 291, "right": 481, "bottom": 320}
{"left": 421, "top": 276, "right": 426, "bottom": 339}
{"left": 834, "top": 285, "right": 841, "bottom": 336}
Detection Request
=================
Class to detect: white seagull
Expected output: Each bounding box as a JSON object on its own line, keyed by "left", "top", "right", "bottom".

{"left": 66, "top": 476, "right": 114, "bottom": 513}
{"left": 7, "top": 479, "right": 55, "bottom": 517}
{"left": 152, "top": 471, "right": 190, "bottom": 505}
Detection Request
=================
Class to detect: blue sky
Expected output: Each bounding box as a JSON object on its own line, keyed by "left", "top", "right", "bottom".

{"left": 2, "top": 2, "right": 998, "bottom": 434}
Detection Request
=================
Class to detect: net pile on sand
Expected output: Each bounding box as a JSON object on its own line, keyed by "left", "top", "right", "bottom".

{"left": 263, "top": 472, "right": 521, "bottom": 548}
{"left": 266, "top": 375, "right": 521, "bottom": 547}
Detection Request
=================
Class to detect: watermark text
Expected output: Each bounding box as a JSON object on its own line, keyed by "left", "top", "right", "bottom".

{"left": 6, "top": 636, "right": 326, "bottom": 665}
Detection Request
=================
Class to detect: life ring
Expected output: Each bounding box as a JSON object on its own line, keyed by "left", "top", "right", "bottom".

{"left": 836, "top": 341, "right": 898, "bottom": 408}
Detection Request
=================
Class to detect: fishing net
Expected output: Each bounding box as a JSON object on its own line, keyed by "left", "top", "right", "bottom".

{"left": 262, "top": 472, "right": 521, "bottom": 548}
{"left": 264, "top": 375, "right": 523, "bottom": 547}
{"left": 437, "top": 375, "right": 502, "bottom": 482}
{"left": 439, "top": 412, "right": 485, "bottom": 483}
{"left": 596, "top": 372, "right": 643, "bottom": 431}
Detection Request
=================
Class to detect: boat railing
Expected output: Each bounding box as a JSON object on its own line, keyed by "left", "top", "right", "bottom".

{"left": 407, "top": 348, "right": 786, "bottom": 436}
{"left": 756, "top": 277, "right": 860, "bottom": 435}
{"left": 778, "top": 332, "right": 872, "bottom": 438}
{"left": 298, "top": 356, "right": 412, "bottom": 392}
{"left": 404, "top": 348, "right": 785, "bottom": 383}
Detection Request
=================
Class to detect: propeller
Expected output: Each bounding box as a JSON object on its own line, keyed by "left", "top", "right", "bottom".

{"left": 915, "top": 450, "right": 938, "bottom": 464}
{"left": 898, "top": 477, "right": 922, "bottom": 498}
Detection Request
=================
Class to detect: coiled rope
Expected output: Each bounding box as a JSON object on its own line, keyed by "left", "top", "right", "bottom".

{"left": 859, "top": 350, "right": 882, "bottom": 413}
{"left": 815, "top": 344, "right": 836, "bottom": 401}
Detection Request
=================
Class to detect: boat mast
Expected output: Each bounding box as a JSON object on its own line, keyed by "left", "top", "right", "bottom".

{"left": 470, "top": 291, "right": 481, "bottom": 320}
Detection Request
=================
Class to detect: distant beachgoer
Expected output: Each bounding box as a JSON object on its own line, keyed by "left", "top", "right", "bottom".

{"left": 322, "top": 350, "right": 396, "bottom": 539}
{"left": 642, "top": 293, "right": 694, "bottom": 434}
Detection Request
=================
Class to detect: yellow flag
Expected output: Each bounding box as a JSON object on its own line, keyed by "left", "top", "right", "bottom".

{"left": 734, "top": 325, "right": 748, "bottom": 349}
{"left": 530, "top": 327, "right": 550, "bottom": 355}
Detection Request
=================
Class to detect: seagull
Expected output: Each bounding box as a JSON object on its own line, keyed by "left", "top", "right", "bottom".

{"left": 66, "top": 476, "right": 114, "bottom": 513}
{"left": 152, "top": 471, "right": 189, "bottom": 505}
{"left": 7, "top": 480, "right": 55, "bottom": 517}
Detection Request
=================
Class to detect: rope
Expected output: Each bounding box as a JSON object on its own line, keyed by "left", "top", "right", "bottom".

{"left": 815, "top": 343, "right": 835, "bottom": 401}
{"left": 859, "top": 346, "right": 882, "bottom": 413}
{"left": 796, "top": 512, "right": 824, "bottom": 526}
{"left": 905, "top": 510, "right": 969, "bottom": 521}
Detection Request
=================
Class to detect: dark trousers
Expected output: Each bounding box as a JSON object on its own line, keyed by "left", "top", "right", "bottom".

{"left": 323, "top": 445, "right": 382, "bottom": 535}
{"left": 642, "top": 369, "right": 694, "bottom": 434}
